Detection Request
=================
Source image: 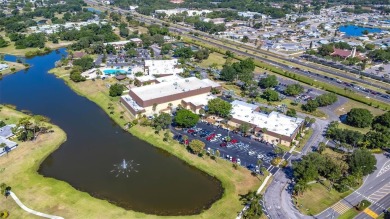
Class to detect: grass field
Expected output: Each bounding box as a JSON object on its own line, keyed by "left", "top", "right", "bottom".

{"left": 199, "top": 52, "right": 229, "bottom": 69}
{"left": 0, "top": 40, "right": 72, "bottom": 56}
{"left": 0, "top": 61, "right": 27, "bottom": 76}
{"left": 46, "top": 67, "right": 266, "bottom": 219}
{"left": 294, "top": 183, "right": 352, "bottom": 216}
{"left": 334, "top": 99, "right": 385, "bottom": 117}
{"left": 338, "top": 208, "right": 360, "bottom": 219}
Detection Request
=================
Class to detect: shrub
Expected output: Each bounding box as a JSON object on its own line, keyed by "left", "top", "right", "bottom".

{"left": 356, "top": 200, "right": 371, "bottom": 211}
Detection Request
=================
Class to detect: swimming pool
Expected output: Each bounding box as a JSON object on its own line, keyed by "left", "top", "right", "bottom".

{"left": 103, "top": 69, "right": 128, "bottom": 75}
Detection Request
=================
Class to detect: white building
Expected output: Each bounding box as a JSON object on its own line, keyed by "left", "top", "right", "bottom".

{"left": 0, "top": 64, "right": 9, "bottom": 71}
{"left": 228, "top": 100, "right": 304, "bottom": 146}
{"left": 144, "top": 59, "right": 183, "bottom": 76}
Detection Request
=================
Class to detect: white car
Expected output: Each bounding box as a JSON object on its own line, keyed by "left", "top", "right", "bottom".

{"left": 216, "top": 134, "right": 222, "bottom": 137}
{"left": 237, "top": 158, "right": 241, "bottom": 165}
{"left": 248, "top": 151, "right": 255, "bottom": 156}
{"left": 257, "top": 154, "right": 264, "bottom": 159}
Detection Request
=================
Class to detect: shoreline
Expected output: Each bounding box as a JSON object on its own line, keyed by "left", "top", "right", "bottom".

{"left": 0, "top": 61, "right": 28, "bottom": 76}
{"left": 46, "top": 65, "right": 264, "bottom": 218}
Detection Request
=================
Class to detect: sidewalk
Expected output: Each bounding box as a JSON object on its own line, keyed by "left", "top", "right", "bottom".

{"left": 10, "top": 191, "right": 64, "bottom": 219}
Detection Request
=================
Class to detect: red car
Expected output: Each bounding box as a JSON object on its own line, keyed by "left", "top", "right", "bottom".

{"left": 220, "top": 143, "right": 227, "bottom": 147}
{"left": 230, "top": 139, "right": 238, "bottom": 144}
{"left": 232, "top": 157, "right": 237, "bottom": 163}
{"left": 187, "top": 129, "right": 195, "bottom": 133}
{"left": 183, "top": 139, "right": 189, "bottom": 145}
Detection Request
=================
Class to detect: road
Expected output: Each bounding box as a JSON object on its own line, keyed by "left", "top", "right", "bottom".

{"left": 316, "top": 154, "right": 390, "bottom": 219}
{"left": 85, "top": 0, "right": 390, "bottom": 105}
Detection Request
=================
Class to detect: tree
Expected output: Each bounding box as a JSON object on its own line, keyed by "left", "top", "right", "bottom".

{"left": 126, "top": 49, "right": 137, "bottom": 57}
{"left": 220, "top": 65, "right": 236, "bottom": 82}
{"left": 301, "top": 99, "right": 319, "bottom": 112}
{"left": 0, "top": 37, "right": 8, "bottom": 48}
{"left": 161, "top": 43, "right": 172, "bottom": 55}
{"left": 109, "top": 83, "right": 124, "bottom": 97}
{"left": 317, "top": 142, "right": 326, "bottom": 154}
{"left": 174, "top": 109, "right": 199, "bottom": 128}
{"left": 239, "top": 123, "right": 251, "bottom": 135}
{"left": 193, "top": 49, "right": 210, "bottom": 61}
{"left": 274, "top": 147, "right": 284, "bottom": 156}
{"left": 262, "top": 89, "right": 279, "bottom": 101}
{"left": 174, "top": 47, "right": 193, "bottom": 59}
{"left": 317, "top": 44, "right": 334, "bottom": 56}
{"left": 315, "top": 93, "right": 338, "bottom": 107}
{"left": 153, "top": 113, "right": 172, "bottom": 129}
{"left": 258, "top": 75, "right": 278, "bottom": 88}
{"left": 69, "top": 69, "right": 86, "bottom": 82}
{"left": 364, "top": 130, "right": 390, "bottom": 149}
{"left": 240, "top": 191, "right": 263, "bottom": 219}
{"left": 373, "top": 111, "right": 390, "bottom": 129}
{"left": 284, "top": 84, "right": 304, "bottom": 96}
{"left": 207, "top": 98, "right": 232, "bottom": 118}
{"left": 189, "top": 139, "right": 205, "bottom": 154}
{"left": 72, "top": 56, "right": 94, "bottom": 71}
{"left": 215, "top": 150, "right": 220, "bottom": 160}
{"left": 286, "top": 108, "right": 297, "bottom": 117}
{"left": 346, "top": 108, "right": 373, "bottom": 128}
{"left": 349, "top": 148, "right": 376, "bottom": 176}
{"left": 241, "top": 36, "right": 249, "bottom": 43}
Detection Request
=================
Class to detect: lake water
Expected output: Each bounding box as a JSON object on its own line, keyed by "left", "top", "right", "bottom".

{"left": 339, "top": 25, "right": 382, "bottom": 37}
{"left": 0, "top": 49, "right": 223, "bottom": 215}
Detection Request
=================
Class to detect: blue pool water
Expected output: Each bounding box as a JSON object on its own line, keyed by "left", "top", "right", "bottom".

{"left": 339, "top": 25, "right": 382, "bottom": 37}
{"left": 87, "top": 7, "right": 101, "bottom": 14}
{"left": 103, "top": 69, "right": 127, "bottom": 75}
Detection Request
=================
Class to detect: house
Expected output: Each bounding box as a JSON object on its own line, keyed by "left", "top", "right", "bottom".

{"left": 0, "top": 63, "right": 9, "bottom": 71}
{"left": 331, "top": 47, "right": 365, "bottom": 60}
{"left": 0, "top": 124, "right": 16, "bottom": 139}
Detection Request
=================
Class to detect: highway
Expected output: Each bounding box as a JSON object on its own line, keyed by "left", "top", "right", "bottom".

{"left": 87, "top": 1, "right": 390, "bottom": 104}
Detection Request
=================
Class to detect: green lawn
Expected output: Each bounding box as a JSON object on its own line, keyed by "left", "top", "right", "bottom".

{"left": 199, "top": 52, "right": 229, "bottom": 69}
{"left": 335, "top": 99, "right": 385, "bottom": 117}
{"left": 0, "top": 61, "right": 27, "bottom": 76}
{"left": 294, "top": 183, "right": 352, "bottom": 216}
{"left": 338, "top": 208, "right": 360, "bottom": 219}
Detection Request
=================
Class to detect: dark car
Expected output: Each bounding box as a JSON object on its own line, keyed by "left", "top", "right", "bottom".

{"left": 220, "top": 143, "right": 227, "bottom": 147}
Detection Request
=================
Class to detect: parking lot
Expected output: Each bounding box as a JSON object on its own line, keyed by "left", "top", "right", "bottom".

{"left": 171, "top": 121, "right": 277, "bottom": 173}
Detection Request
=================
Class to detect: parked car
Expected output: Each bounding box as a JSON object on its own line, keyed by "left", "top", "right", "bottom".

{"left": 220, "top": 143, "right": 227, "bottom": 147}
{"left": 230, "top": 139, "right": 238, "bottom": 144}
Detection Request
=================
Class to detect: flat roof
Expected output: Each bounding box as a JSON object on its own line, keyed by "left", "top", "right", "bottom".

{"left": 136, "top": 75, "right": 156, "bottom": 83}
{"left": 201, "top": 78, "right": 222, "bottom": 88}
{"left": 155, "top": 74, "right": 183, "bottom": 83}
{"left": 231, "top": 100, "right": 304, "bottom": 137}
{"left": 183, "top": 94, "right": 215, "bottom": 107}
{"left": 131, "top": 77, "right": 212, "bottom": 101}
{"left": 121, "top": 94, "right": 144, "bottom": 111}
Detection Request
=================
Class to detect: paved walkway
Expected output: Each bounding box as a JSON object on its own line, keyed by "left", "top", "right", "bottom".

{"left": 10, "top": 191, "right": 64, "bottom": 219}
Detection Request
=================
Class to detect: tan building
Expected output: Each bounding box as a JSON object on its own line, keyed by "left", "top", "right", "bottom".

{"left": 121, "top": 76, "right": 221, "bottom": 116}
{"left": 228, "top": 100, "right": 304, "bottom": 146}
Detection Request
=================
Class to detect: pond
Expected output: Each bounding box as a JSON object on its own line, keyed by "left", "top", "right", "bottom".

{"left": 0, "top": 49, "right": 223, "bottom": 215}
{"left": 339, "top": 25, "right": 382, "bottom": 37}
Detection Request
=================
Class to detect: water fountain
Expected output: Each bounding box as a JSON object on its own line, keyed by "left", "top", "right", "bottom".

{"left": 111, "top": 159, "right": 139, "bottom": 178}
